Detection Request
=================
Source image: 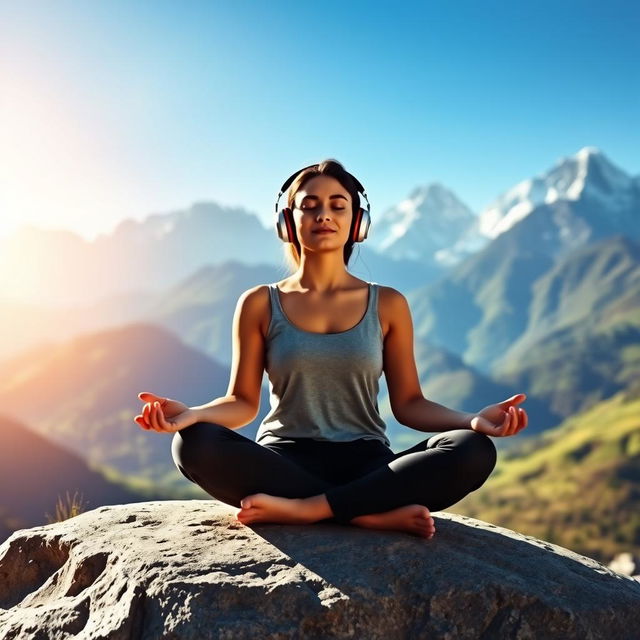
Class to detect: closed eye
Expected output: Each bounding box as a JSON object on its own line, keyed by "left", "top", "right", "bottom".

{"left": 302, "top": 205, "right": 345, "bottom": 210}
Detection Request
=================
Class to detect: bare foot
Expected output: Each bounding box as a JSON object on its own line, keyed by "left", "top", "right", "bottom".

{"left": 236, "top": 493, "right": 435, "bottom": 539}
{"left": 236, "top": 493, "right": 313, "bottom": 525}
{"left": 351, "top": 504, "right": 435, "bottom": 539}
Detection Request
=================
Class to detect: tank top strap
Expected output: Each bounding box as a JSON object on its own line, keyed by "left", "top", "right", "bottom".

{"left": 361, "top": 282, "right": 379, "bottom": 333}
{"left": 267, "top": 283, "right": 286, "bottom": 332}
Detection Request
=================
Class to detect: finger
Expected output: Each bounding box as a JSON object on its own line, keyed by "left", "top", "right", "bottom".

{"left": 499, "top": 409, "right": 511, "bottom": 435}
{"left": 153, "top": 402, "right": 168, "bottom": 431}
{"left": 143, "top": 402, "right": 152, "bottom": 424}
{"left": 155, "top": 404, "right": 170, "bottom": 431}
{"left": 149, "top": 402, "right": 161, "bottom": 431}
{"left": 518, "top": 408, "right": 528, "bottom": 431}
{"left": 505, "top": 406, "right": 514, "bottom": 435}
{"left": 146, "top": 403, "right": 156, "bottom": 431}
{"left": 502, "top": 411, "right": 512, "bottom": 436}
{"left": 134, "top": 415, "right": 149, "bottom": 430}
{"left": 509, "top": 406, "right": 519, "bottom": 435}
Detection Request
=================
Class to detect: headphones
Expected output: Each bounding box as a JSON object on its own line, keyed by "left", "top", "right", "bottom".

{"left": 274, "top": 163, "right": 372, "bottom": 244}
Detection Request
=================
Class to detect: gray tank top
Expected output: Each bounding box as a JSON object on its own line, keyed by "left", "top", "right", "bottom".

{"left": 255, "top": 281, "right": 390, "bottom": 447}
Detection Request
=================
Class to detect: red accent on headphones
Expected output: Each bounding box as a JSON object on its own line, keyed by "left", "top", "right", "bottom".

{"left": 274, "top": 164, "right": 371, "bottom": 244}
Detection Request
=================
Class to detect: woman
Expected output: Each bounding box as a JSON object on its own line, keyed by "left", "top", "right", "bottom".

{"left": 134, "top": 159, "right": 529, "bottom": 539}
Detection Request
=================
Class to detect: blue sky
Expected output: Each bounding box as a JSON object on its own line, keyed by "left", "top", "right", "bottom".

{"left": 1, "top": 0, "right": 638, "bottom": 242}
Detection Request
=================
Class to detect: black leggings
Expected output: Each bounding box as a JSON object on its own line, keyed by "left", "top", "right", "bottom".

{"left": 171, "top": 422, "right": 497, "bottom": 525}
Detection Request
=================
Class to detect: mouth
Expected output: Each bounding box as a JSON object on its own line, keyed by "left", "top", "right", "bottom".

{"left": 313, "top": 230, "right": 336, "bottom": 234}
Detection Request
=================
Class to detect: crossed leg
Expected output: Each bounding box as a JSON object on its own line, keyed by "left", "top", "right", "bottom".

{"left": 171, "top": 423, "right": 496, "bottom": 538}
{"left": 172, "top": 423, "right": 435, "bottom": 536}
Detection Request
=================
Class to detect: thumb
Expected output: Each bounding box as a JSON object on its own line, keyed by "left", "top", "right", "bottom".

{"left": 500, "top": 393, "right": 526, "bottom": 407}
{"left": 138, "top": 391, "right": 160, "bottom": 402}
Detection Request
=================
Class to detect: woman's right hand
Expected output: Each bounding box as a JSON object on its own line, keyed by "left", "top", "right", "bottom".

{"left": 134, "top": 391, "right": 196, "bottom": 433}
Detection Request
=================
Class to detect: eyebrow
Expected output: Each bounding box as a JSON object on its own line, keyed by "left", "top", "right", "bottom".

{"left": 300, "top": 194, "right": 348, "bottom": 202}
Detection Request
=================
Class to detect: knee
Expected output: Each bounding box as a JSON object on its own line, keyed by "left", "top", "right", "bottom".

{"left": 452, "top": 429, "right": 497, "bottom": 479}
{"left": 171, "top": 421, "right": 229, "bottom": 471}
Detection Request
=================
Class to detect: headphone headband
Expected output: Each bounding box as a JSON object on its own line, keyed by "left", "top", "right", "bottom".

{"left": 274, "top": 164, "right": 370, "bottom": 214}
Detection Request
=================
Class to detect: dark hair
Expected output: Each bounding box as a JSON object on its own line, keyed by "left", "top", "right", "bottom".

{"left": 282, "top": 158, "right": 361, "bottom": 273}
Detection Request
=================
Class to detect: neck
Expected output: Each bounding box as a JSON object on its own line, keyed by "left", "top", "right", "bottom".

{"left": 291, "top": 253, "right": 354, "bottom": 292}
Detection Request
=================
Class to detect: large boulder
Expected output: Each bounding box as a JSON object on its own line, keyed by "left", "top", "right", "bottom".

{"left": 1, "top": 500, "right": 639, "bottom": 639}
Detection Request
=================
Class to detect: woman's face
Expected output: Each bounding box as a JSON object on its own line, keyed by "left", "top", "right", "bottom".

{"left": 292, "top": 175, "right": 353, "bottom": 248}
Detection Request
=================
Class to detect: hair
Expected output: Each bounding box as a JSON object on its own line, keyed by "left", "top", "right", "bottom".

{"left": 281, "top": 158, "right": 362, "bottom": 274}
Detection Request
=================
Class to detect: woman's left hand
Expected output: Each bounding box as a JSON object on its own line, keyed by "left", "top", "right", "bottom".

{"left": 470, "top": 393, "right": 528, "bottom": 437}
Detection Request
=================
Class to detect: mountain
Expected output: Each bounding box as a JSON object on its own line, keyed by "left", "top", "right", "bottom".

{"left": 408, "top": 232, "right": 640, "bottom": 422}
{"left": 487, "top": 235, "right": 640, "bottom": 419}
{"left": 0, "top": 413, "right": 161, "bottom": 543}
{"left": 0, "top": 290, "right": 158, "bottom": 363}
{"left": 494, "top": 234, "right": 640, "bottom": 368}
{"left": 139, "top": 261, "right": 284, "bottom": 366}
{"left": 366, "top": 182, "right": 477, "bottom": 267}
{"left": 0, "top": 202, "right": 442, "bottom": 312}
{"left": 0, "top": 251, "right": 439, "bottom": 364}
{"left": 492, "top": 319, "right": 640, "bottom": 419}
{"left": 408, "top": 150, "right": 640, "bottom": 376}
{"left": 0, "top": 323, "right": 272, "bottom": 492}
{"left": 378, "top": 337, "right": 561, "bottom": 450}
{"left": 0, "top": 234, "right": 441, "bottom": 366}
{"left": 0, "top": 202, "right": 280, "bottom": 308}
{"left": 438, "top": 146, "right": 640, "bottom": 266}
{"left": 477, "top": 146, "right": 639, "bottom": 241}
{"left": 448, "top": 385, "right": 640, "bottom": 566}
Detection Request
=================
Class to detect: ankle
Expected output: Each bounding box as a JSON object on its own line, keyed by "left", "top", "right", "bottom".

{"left": 301, "top": 494, "right": 334, "bottom": 521}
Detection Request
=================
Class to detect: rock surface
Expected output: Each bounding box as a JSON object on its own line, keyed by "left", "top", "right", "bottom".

{"left": 1, "top": 500, "right": 639, "bottom": 639}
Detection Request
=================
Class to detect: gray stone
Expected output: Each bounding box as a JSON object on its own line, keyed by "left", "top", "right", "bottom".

{"left": 0, "top": 500, "right": 639, "bottom": 639}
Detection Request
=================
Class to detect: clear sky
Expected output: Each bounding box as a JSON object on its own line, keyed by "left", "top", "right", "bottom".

{"left": 1, "top": 0, "right": 638, "bottom": 242}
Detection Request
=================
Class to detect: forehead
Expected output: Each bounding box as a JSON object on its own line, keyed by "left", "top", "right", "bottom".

{"left": 295, "top": 175, "right": 350, "bottom": 201}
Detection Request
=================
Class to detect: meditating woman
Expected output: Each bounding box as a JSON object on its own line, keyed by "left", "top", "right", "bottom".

{"left": 134, "top": 159, "right": 528, "bottom": 539}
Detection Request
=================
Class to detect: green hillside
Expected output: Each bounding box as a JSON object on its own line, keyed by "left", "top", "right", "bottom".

{"left": 447, "top": 386, "right": 640, "bottom": 565}
{"left": 491, "top": 321, "right": 640, "bottom": 418}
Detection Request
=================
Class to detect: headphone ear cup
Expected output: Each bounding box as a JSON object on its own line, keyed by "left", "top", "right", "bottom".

{"left": 276, "top": 208, "right": 296, "bottom": 243}
{"left": 351, "top": 208, "right": 371, "bottom": 243}
{"left": 278, "top": 206, "right": 371, "bottom": 243}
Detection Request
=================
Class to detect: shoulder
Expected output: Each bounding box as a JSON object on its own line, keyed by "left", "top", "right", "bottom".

{"left": 235, "top": 284, "right": 276, "bottom": 338}
{"left": 236, "top": 283, "right": 271, "bottom": 306}
{"left": 377, "top": 285, "right": 409, "bottom": 310}
{"left": 377, "top": 285, "right": 412, "bottom": 339}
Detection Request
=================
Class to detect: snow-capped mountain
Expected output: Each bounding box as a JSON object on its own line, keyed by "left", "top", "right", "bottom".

{"left": 367, "top": 182, "right": 476, "bottom": 266}
{"left": 435, "top": 146, "right": 639, "bottom": 266}
{"left": 478, "top": 146, "right": 637, "bottom": 239}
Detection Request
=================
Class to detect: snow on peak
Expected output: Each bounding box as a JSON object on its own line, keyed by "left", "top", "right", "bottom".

{"left": 368, "top": 182, "right": 475, "bottom": 258}
{"left": 477, "top": 148, "right": 632, "bottom": 240}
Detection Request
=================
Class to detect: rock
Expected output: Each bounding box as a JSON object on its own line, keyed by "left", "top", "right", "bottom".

{"left": 0, "top": 500, "right": 639, "bottom": 639}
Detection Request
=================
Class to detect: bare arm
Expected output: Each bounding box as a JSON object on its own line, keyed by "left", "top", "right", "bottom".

{"left": 381, "top": 286, "right": 473, "bottom": 432}
{"left": 189, "top": 286, "right": 266, "bottom": 430}
{"left": 189, "top": 396, "right": 257, "bottom": 430}
{"left": 397, "top": 397, "right": 473, "bottom": 432}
